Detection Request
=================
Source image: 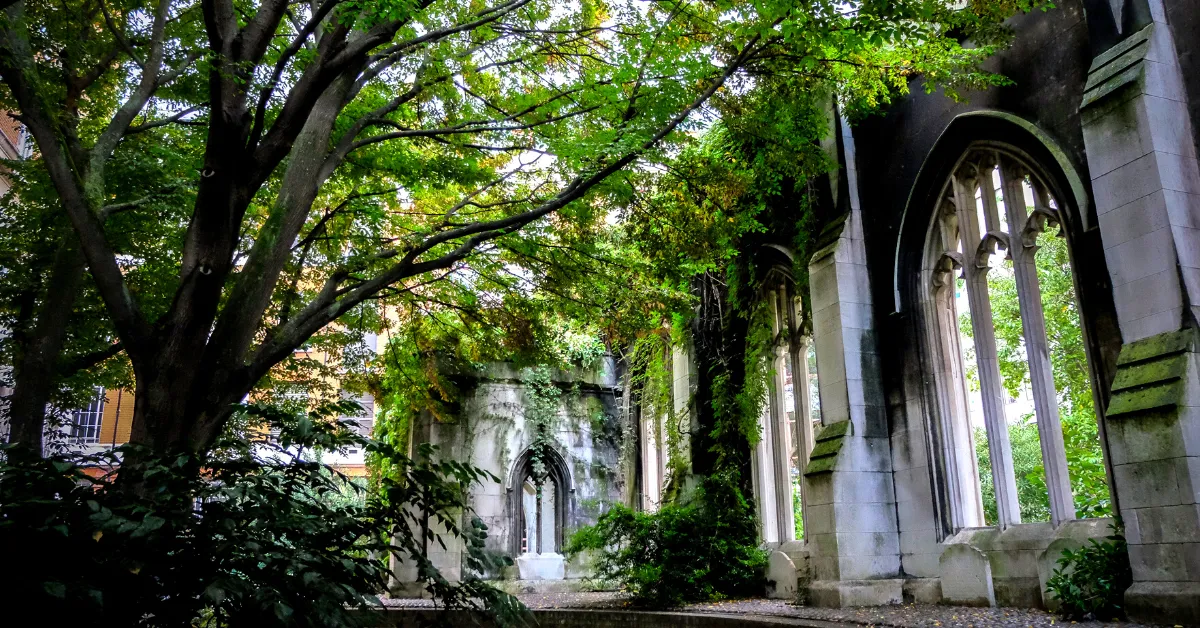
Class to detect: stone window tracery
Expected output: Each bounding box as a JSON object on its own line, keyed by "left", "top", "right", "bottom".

{"left": 926, "top": 145, "right": 1081, "bottom": 529}
{"left": 508, "top": 446, "right": 571, "bottom": 557}
{"left": 752, "top": 276, "right": 820, "bottom": 543}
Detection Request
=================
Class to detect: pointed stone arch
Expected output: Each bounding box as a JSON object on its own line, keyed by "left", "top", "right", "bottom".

{"left": 506, "top": 444, "right": 573, "bottom": 556}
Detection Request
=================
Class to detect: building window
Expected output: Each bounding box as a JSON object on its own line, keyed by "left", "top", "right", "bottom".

{"left": 923, "top": 144, "right": 1107, "bottom": 529}
{"left": 509, "top": 446, "right": 571, "bottom": 556}
{"left": 751, "top": 276, "right": 820, "bottom": 544}
{"left": 71, "top": 388, "right": 105, "bottom": 444}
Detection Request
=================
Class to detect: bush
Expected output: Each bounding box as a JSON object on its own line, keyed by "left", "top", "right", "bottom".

{"left": 0, "top": 401, "right": 526, "bottom": 627}
{"left": 1045, "top": 528, "right": 1132, "bottom": 621}
{"left": 565, "top": 475, "right": 767, "bottom": 607}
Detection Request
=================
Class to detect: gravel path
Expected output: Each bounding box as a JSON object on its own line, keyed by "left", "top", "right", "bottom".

{"left": 383, "top": 592, "right": 1167, "bottom": 628}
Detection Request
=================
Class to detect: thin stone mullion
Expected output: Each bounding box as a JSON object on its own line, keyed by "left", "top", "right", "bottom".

{"left": 787, "top": 291, "right": 813, "bottom": 541}
{"left": 998, "top": 161, "right": 1077, "bottom": 525}
{"left": 977, "top": 160, "right": 1005, "bottom": 235}
{"left": 768, "top": 288, "right": 797, "bottom": 541}
{"left": 929, "top": 230, "right": 987, "bottom": 530}
{"left": 952, "top": 172, "right": 1023, "bottom": 528}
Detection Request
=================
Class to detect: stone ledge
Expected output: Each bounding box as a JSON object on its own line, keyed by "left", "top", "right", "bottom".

{"left": 1125, "top": 580, "right": 1200, "bottom": 626}
{"left": 1107, "top": 329, "right": 1194, "bottom": 419}
{"left": 365, "top": 608, "right": 858, "bottom": 628}
{"left": 807, "top": 579, "right": 903, "bottom": 608}
{"left": 805, "top": 422, "right": 852, "bottom": 476}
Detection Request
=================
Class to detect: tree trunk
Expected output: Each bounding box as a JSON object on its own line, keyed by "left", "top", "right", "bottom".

{"left": 7, "top": 239, "right": 86, "bottom": 452}
{"left": 689, "top": 270, "right": 755, "bottom": 494}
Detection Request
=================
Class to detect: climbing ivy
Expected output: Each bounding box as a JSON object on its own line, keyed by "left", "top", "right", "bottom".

{"left": 522, "top": 366, "right": 562, "bottom": 485}
{"left": 621, "top": 332, "right": 691, "bottom": 501}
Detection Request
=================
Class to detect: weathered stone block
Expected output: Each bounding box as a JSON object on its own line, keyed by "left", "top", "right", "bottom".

{"left": 902, "top": 552, "right": 942, "bottom": 579}
{"left": 900, "top": 529, "right": 939, "bottom": 556}
{"left": 766, "top": 551, "right": 798, "bottom": 600}
{"left": 1125, "top": 580, "right": 1200, "bottom": 625}
{"left": 1128, "top": 542, "right": 1200, "bottom": 582}
{"left": 833, "top": 502, "right": 900, "bottom": 534}
{"left": 1122, "top": 308, "right": 1185, "bottom": 344}
{"left": 1132, "top": 504, "right": 1200, "bottom": 544}
{"left": 1106, "top": 410, "right": 1184, "bottom": 465}
{"left": 902, "top": 578, "right": 942, "bottom": 604}
{"left": 836, "top": 554, "right": 901, "bottom": 580}
{"left": 834, "top": 531, "right": 901, "bottom": 557}
{"left": 939, "top": 544, "right": 995, "bottom": 607}
{"left": 896, "top": 495, "right": 936, "bottom": 532}
{"left": 808, "top": 578, "right": 903, "bottom": 607}
{"left": 1107, "top": 378, "right": 1184, "bottom": 418}
{"left": 988, "top": 548, "right": 1040, "bottom": 580}
{"left": 1097, "top": 190, "right": 1171, "bottom": 248}
{"left": 1112, "top": 457, "right": 1188, "bottom": 508}
{"left": 1105, "top": 227, "right": 1179, "bottom": 286}
{"left": 516, "top": 553, "right": 566, "bottom": 581}
{"left": 831, "top": 470, "right": 894, "bottom": 504}
{"left": 993, "top": 576, "right": 1044, "bottom": 609}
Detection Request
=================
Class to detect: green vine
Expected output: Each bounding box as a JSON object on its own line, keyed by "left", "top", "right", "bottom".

{"left": 522, "top": 366, "right": 562, "bottom": 493}
{"left": 623, "top": 332, "right": 690, "bottom": 501}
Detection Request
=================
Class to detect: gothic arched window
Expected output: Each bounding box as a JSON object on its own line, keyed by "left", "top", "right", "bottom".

{"left": 751, "top": 263, "right": 821, "bottom": 544}
{"left": 922, "top": 144, "right": 1103, "bottom": 529}
{"left": 508, "top": 446, "right": 572, "bottom": 556}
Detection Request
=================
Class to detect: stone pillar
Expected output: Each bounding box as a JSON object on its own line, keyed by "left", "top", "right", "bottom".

{"left": 951, "top": 170, "right": 1023, "bottom": 528}
{"left": 769, "top": 289, "right": 798, "bottom": 543}
{"left": 997, "top": 159, "right": 1076, "bottom": 526}
{"left": 671, "top": 342, "right": 694, "bottom": 475}
{"left": 1081, "top": 9, "right": 1200, "bottom": 622}
{"left": 790, "top": 333, "right": 816, "bottom": 539}
{"left": 804, "top": 169, "right": 902, "bottom": 605}
{"left": 753, "top": 393, "right": 781, "bottom": 543}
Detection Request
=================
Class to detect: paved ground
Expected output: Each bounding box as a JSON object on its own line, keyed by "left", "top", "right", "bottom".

{"left": 384, "top": 592, "right": 1164, "bottom": 628}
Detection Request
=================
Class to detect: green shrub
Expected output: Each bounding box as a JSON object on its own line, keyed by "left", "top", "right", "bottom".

{"left": 565, "top": 475, "right": 767, "bottom": 607}
{"left": 1045, "top": 529, "right": 1132, "bottom": 620}
{"left": 0, "top": 400, "right": 526, "bottom": 627}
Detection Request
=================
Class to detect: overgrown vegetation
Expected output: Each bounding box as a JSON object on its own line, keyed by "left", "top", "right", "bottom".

{"left": 0, "top": 401, "right": 526, "bottom": 627}
{"left": 565, "top": 475, "right": 767, "bottom": 607}
{"left": 1045, "top": 528, "right": 1133, "bottom": 620}
{"left": 0, "top": 0, "right": 1058, "bottom": 619}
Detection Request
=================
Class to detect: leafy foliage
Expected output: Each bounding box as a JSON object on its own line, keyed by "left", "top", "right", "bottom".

{"left": 0, "top": 0, "right": 1053, "bottom": 458}
{"left": 1046, "top": 529, "right": 1133, "bottom": 620}
{"left": 0, "top": 401, "right": 527, "bottom": 627}
{"left": 522, "top": 365, "right": 561, "bottom": 483}
{"left": 565, "top": 475, "right": 767, "bottom": 607}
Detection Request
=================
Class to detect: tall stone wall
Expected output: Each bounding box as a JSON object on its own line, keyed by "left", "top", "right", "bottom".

{"left": 399, "top": 359, "right": 626, "bottom": 585}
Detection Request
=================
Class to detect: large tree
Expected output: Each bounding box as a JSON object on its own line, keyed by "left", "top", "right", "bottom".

{"left": 0, "top": 0, "right": 1026, "bottom": 461}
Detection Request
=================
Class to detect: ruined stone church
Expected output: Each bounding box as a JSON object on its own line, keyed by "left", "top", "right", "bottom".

{"left": 394, "top": 1, "right": 1200, "bottom": 623}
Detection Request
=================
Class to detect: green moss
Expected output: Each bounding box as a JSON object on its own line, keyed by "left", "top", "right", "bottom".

{"left": 815, "top": 420, "right": 851, "bottom": 441}
{"left": 1107, "top": 379, "right": 1184, "bottom": 418}
{"left": 1110, "top": 354, "right": 1187, "bottom": 391}
{"left": 1116, "top": 329, "right": 1192, "bottom": 366}
{"left": 804, "top": 454, "right": 838, "bottom": 475}
{"left": 808, "top": 437, "right": 843, "bottom": 460}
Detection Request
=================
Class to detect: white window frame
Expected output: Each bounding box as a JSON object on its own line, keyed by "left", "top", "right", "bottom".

{"left": 71, "top": 387, "right": 106, "bottom": 444}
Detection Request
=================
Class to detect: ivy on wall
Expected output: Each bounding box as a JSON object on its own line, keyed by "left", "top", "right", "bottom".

{"left": 522, "top": 366, "right": 562, "bottom": 486}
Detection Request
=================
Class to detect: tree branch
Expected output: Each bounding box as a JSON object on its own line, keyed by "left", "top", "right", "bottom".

{"left": 126, "top": 104, "right": 207, "bottom": 134}
{"left": 247, "top": 35, "right": 763, "bottom": 380}
{"left": 0, "top": 4, "right": 151, "bottom": 354}
{"left": 58, "top": 342, "right": 125, "bottom": 377}
{"left": 89, "top": 0, "right": 173, "bottom": 179}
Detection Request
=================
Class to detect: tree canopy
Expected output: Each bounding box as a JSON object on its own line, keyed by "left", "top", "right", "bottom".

{"left": 0, "top": 0, "right": 1043, "bottom": 464}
